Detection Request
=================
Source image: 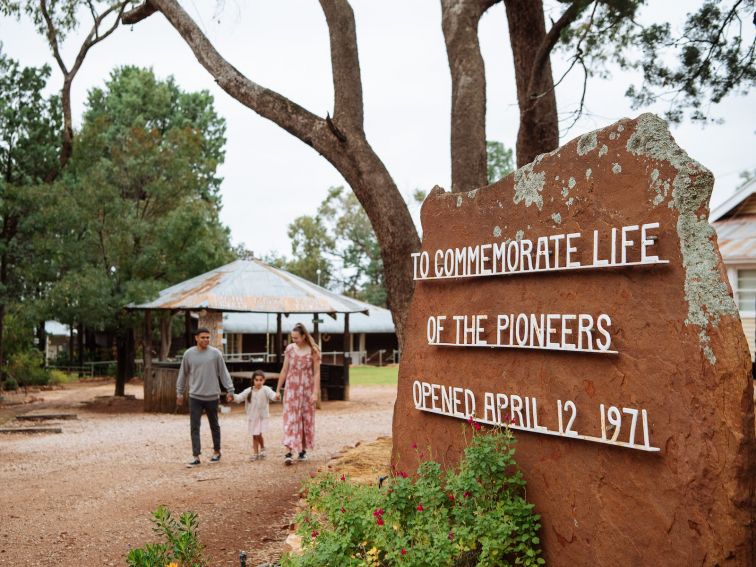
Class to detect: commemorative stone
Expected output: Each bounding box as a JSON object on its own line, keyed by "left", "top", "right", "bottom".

{"left": 392, "top": 114, "right": 755, "bottom": 565}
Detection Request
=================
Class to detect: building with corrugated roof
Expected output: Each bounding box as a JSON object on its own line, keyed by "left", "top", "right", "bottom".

{"left": 711, "top": 178, "right": 756, "bottom": 362}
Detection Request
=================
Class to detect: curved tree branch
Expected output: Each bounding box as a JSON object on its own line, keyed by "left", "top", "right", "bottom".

{"left": 320, "top": 0, "right": 364, "bottom": 132}
{"left": 130, "top": 0, "right": 421, "bottom": 343}
{"left": 40, "top": 0, "right": 129, "bottom": 178}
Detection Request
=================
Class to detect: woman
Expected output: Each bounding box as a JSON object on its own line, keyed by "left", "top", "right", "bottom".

{"left": 276, "top": 322, "right": 321, "bottom": 465}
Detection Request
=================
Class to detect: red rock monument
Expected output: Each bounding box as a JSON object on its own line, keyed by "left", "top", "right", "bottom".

{"left": 392, "top": 114, "right": 755, "bottom": 565}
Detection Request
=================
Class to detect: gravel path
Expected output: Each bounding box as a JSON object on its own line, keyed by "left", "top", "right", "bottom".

{"left": 0, "top": 381, "right": 396, "bottom": 566}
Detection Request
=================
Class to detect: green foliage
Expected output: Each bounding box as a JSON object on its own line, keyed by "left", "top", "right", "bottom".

{"left": 126, "top": 505, "right": 207, "bottom": 567}
{"left": 42, "top": 66, "right": 233, "bottom": 360}
{"left": 2, "top": 377, "right": 18, "bottom": 391}
{"left": 486, "top": 141, "right": 514, "bottom": 183}
{"left": 556, "top": 0, "right": 754, "bottom": 124}
{"left": 285, "top": 427, "right": 543, "bottom": 567}
{"left": 350, "top": 365, "right": 399, "bottom": 386}
{"left": 7, "top": 350, "right": 50, "bottom": 387}
{"left": 49, "top": 369, "right": 78, "bottom": 385}
{"left": 276, "top": 186, "right": 386, "bottom": 306}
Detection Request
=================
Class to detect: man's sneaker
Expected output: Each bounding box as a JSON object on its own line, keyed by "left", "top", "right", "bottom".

{"left": 209, "top": 454, "right": 221, "bottom": 463}
{"left": 186, "top": 458, "right": 200, "bottom": 468}
{"left": 298, "top": 451, "right": 308, "bottom": 461}
{"left": 284, "top": 452, "right": 293, "bottom": 466}
{"left": 258, "top": 449, "right": 267, "bottom": 459}
{"left": 249, "top": 454, "right": 258, "bottom": 462}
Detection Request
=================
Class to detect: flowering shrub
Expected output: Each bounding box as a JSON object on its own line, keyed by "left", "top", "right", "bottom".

{"left": 126, "top": 506, "right": 207, "bottom": 567}
{"left": 284, "top": 426, "right": 544, "bottom": 566}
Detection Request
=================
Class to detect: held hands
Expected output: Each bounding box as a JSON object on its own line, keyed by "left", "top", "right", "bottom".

{"left": 176, "top": 396, "right": 183, "bottom": 407}
{"left": 274, "top": 392, "right": 281, "bottom": 401}
{"left": 225, "top": 393, "right": 233, "bottom": 403}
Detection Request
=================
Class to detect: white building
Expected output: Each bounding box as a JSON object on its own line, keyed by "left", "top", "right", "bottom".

{"left": 711, "top": 178, "right": 756, "bottom": 362}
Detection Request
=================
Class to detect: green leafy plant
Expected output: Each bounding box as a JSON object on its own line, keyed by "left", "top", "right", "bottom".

{"left": 127, "top": 505, "right": 207, "bottom": 567}
{"left": 285, "top": 426, "right": 543, "bottom": 567}
{"left": 7, "top": 350, "right": 51, "bottom": 388}
{"left": 2, "top": 378, "right": 18, "bottom": 391}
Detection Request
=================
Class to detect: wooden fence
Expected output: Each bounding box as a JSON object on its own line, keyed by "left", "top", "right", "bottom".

{"left": 143, "top": 361, "right": 350, "bottom": 413}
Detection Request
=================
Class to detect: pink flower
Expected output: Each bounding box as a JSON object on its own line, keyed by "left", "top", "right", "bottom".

{"left": 467, "top": 415, "right": 474, "bottom": 425}
{"left": 416, "top": 504, "right": 424, "bottom": 512}
{"left": 411, "top": 442, "right": 417, "bottom": 449}
{"left": 377, "top": 517, "right": 385, "bottom": 526}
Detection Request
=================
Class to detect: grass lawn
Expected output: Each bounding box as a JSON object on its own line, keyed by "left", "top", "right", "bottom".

{"left": 349, "top": 365, "right": 399, "bottom": 386}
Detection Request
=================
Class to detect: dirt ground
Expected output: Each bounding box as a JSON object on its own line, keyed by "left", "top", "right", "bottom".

{"left": 0, "top": 379, "right": 396, "bottom": 566}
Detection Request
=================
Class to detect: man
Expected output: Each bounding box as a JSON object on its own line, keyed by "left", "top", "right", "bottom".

{"left": 176, "top": 327, "right": 235, "bottom": 467}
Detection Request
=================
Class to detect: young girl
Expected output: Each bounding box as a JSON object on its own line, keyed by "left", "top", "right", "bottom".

{"left": 232, "top": 370, "right": 280, "bottom": 460}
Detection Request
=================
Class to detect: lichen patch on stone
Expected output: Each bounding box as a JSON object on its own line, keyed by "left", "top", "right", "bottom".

{"left": 515, "top": 230, "right": 525, "bottom": 242}
{"left": 493, "top": 226, "right": 502, "bottom": 237}
{"left": 513, "top": 163, "right": 545, "bottom": 210}
{"left": 627, "top": 113, "right": 738, "bottom": 363}
{"left": 551, "top": 212, "right": 562, "bottom": 225}
{"left": 599, "top": 144, "right": 609, "bottom": 158}
{"left": 585, "top": 168, "right": 592, "bottom": 180}
{"left": 569, "top": 177, "right": 576, "bottom": 189}
{"left": 577, "top": 131, "right": 598, "bottom": 156}
{"left": 467, "top": 189, "right": 478, "bottom": 199}
{"left": 612, "top": 163, "right": 622, "bottom": 174}
{"left": 456, "top": 195, "right": 463, "bottom": 208}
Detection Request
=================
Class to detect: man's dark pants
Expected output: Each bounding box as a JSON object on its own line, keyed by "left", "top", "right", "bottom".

{"left": 189, "top": 397, "right": 221, "bottom": 457}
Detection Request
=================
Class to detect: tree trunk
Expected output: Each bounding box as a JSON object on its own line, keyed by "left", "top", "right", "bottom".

{"left": 442, "top": 0, "right": 496, "bottom": 192}
{"left": 504, "top": 0, "right": 559, "bottom": 167}
{"left": 115, "top": 328, "right": 135, "bottom": 396}
{"left": 36, "top": 321, "right": 46, "bottom": 355}
{"left": 132, "top": 0, "right": 420, "bottom": 345}
{"left": 0, "top": 304, "right": 5, "bottom": 382}
{"left": 159, "top": 312, "right": 173, "bottom": 360}
{"left": 77, "top": 322, "right": 84, "bottom": 375}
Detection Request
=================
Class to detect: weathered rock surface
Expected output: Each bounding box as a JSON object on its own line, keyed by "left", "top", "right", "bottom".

{"left": 393, "top": 114, "right": 755, "bottom": 565}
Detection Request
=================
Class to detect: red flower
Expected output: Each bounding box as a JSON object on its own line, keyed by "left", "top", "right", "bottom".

{"left": 396, "top": 471, "right": 409, "bottom": 479}
{"left": 401, "top": 548, "right": 407, "bottom": 556}
{"left": 373, "top": 508, "right": 385, "bottom": 517}
{"left": 377, "top": 517, "right": 385, "bottom": 526}
{"left": 340, "top": 474, "right": 346, "bottom": 481}
{"left": 340, "top": 507, "right": 346, "bottom": 513}
{"left": 448, "top": 531, "right": 454, "bottom": 541}
{"left": 473, "top": 421, "right": 481, "bottom": 431}
{"left": 416, "top": 504, "right": 424, "bottom": 512}
{"left": 463, "top": 491, "right": 471, "bottom": 499}
{"left": 467, "top": 415, "right": 474, "bottom": 425}
{"left": 448, "top": 493, "right": 455, "bottom": 501}
{"left": 311, "top": 531, "right": 318, "bottom": 538}
{"left": 411, "top": 442, "right": 417, "bottom": 449}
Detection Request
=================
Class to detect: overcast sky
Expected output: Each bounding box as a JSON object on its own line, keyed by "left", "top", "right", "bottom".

{"left": 2, "top": 1, "right": 754, "bottom": 256}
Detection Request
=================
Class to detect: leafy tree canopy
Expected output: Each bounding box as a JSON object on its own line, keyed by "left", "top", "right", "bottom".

{"left": 555, "top": 0, "right": 755, "bottom": 124}
{"left": 47, "top": 66, "right": 233, "bottom": 330}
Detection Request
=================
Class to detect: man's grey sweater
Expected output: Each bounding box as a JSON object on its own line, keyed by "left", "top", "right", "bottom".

{"left": 176, "top": 346, "right": 235, "bottom": 401}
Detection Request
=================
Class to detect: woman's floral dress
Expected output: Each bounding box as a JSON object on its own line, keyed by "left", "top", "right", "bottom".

{"left": 282, "top": 343, "right": 318, "bottom": 452}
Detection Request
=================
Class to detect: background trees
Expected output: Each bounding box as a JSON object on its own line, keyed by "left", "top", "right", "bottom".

{"left": 50, "top": 66, "right": 233, "bottom": 394}
{"left": 0, "top": 54, "right": 61, "bottom": 380}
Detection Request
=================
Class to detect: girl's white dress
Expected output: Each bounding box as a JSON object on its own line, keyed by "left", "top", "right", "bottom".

{"left": 233, "top": 385, "right": 277, "bottom": 435}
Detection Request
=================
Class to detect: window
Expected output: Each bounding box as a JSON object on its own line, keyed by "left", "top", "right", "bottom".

{"left": 737, "top": 269, "right": 756, "bottom": 314}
